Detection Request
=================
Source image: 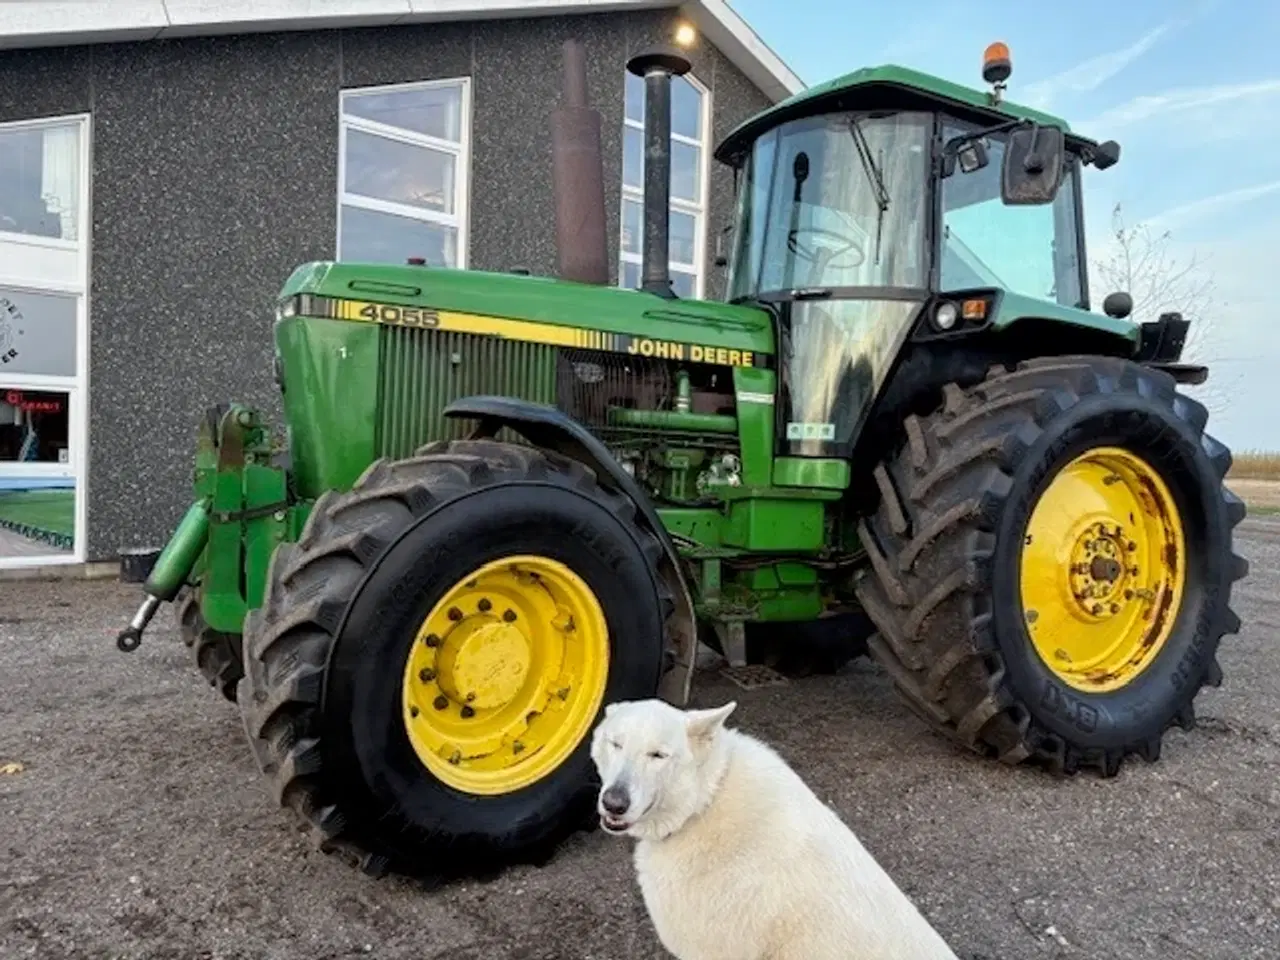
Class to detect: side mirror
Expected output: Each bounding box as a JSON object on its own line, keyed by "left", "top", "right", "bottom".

{"left": 1103, "top": 291, "right": 1133, "bottom": 319}
{"left": 1001, "top": 122, "right": 1065, "bottom": 205}
{"left": 1091, "top": 140, "right": 1121, "bottom": 170}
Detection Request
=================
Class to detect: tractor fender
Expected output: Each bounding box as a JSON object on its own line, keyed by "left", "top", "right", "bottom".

{"left": 443, "top": 396, "right": 698, "bottom": 706}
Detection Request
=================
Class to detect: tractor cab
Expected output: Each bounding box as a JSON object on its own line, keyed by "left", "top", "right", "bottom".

{"left": 714, "top": 43, "right": 1121, "bottom": 457}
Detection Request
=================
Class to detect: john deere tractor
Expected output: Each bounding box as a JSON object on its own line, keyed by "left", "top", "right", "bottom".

{"left": 116, "top": 40, "right": 1247, "bottom": 880}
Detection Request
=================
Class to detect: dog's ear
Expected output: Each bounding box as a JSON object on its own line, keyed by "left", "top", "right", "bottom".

{"left": 686, "top": 701, "right": 737, "bottom": 742}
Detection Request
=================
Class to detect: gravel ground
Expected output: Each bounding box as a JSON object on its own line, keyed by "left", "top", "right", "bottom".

{"left": 2, "top": 517, "right": 1279, "bottom": 960}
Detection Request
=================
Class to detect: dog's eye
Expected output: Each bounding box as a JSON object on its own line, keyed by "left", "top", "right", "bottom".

{"left": 647, "top": 750, "right": 670, "bottom": 761}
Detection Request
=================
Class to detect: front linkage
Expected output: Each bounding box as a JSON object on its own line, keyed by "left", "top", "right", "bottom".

{"left": 115, "top": 404, "right": 303, "bottom": 698}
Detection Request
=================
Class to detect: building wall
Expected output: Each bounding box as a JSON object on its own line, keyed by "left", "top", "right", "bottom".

{"left": 0, "top": 10, "right": 771, "bottom": 561}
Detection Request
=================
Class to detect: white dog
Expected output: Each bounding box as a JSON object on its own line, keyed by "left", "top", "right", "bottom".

{"left": 590, "top": 698, "right": 961, "bottom": 960}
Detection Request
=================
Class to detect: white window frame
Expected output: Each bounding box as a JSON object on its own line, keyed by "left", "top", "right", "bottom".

{"left": 0, "top": 112, "right": 92, "bottom": 569}
{"left": 336, "top": 77, "right": 473, "bottom": 268}
{"left": 619, "top": 71, "right": 713, "bottom": 299}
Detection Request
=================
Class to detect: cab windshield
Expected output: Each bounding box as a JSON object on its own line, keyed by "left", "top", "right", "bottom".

{"left": 728, "top": 111, "right": 932, "bottom": 298}
{"left": 939, "top": 119, "right": 1085, "bottom": 306}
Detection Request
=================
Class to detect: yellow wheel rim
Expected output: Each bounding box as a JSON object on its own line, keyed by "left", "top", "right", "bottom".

{"left": 401, "top": 555, "right": 610, "bottom": 795}
{"left": 1020, "top": 446, "right": 1186, "bottom": 693}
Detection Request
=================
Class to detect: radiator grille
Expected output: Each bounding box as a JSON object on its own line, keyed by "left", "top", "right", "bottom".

{"left": 376, "top": 327, "right": 558, "bottom": 459}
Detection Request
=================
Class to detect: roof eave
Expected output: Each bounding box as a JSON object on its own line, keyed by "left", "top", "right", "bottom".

{"left": 0, "top": 0, "right": 805, "bottom": 103}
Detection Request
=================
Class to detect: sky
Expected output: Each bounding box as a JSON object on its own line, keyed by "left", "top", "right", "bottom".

{"left": 730, "top": 0, "right": 1280, "bottom": 452}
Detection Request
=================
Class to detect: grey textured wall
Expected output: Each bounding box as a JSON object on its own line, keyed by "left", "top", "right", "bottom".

{"left": 0, "top": 10, "right": 772, "bottom": 561}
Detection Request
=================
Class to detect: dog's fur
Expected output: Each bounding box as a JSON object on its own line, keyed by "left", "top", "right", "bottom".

{"left": 590, "top": 698, "right": 960, "bottom": 960}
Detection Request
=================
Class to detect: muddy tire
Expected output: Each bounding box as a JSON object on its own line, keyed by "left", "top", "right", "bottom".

{"left": 236, "top": 439, "right": 674, "bottom": 880}
{"left": 174, "top": 586, "right": 243, "bottom": 702}
{"left": 855, "top": 356, "right": 1248, "bottom": 776}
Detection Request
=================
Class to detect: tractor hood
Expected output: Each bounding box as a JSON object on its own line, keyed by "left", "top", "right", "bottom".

{"left": 278, "top": 261, "right": 776, "bottom": 365}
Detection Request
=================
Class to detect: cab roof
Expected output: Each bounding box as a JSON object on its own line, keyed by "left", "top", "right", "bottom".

{"left": 714, "top": 63, "right": 1082, "bottom": 166}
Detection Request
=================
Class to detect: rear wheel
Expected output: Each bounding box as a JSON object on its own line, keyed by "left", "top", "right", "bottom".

{"left": 855, "top": 356, "right": 1248, "bottom": 775}
{"left": 236, "top": 440, "right": 673, "bottom": 879}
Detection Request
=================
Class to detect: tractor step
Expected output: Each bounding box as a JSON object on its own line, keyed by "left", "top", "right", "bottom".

{"left": 719, "top": 663, "right": 790, "bottom": 690}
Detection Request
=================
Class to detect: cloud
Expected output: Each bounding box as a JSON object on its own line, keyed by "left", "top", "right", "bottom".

{"left": 1020, "top": 23, "right": 1176, "bottom": 109}
{"left": 1146, "top": 179, "right": 1280, "bottom": 231}
{"left": 1080, "top": 78, "right": 1280, "bottom": 131}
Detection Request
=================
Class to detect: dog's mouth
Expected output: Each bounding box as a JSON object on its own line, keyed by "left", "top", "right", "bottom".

{"left": 598, "top": 800, "right": 653, "bottom": 836}
{"left": 599, "top": 813, "right": 631, "bottom": 835}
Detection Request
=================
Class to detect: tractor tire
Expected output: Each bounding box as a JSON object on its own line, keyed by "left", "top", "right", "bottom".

{"left": 174, "top": 586, "right": 243, "bottom": 702}
{"left": 855, "top": 356, "right": 1248, "bottom": 776}
{"left": 236, "top": 439, "right": 673, "bottom": 880}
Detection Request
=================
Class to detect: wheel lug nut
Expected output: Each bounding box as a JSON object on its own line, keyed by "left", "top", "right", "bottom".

{"left": 1124, "top": 590, "right": 1134, "bottom": 600}
{"left": 449, "top": 751, "right": 461, "bottom": 765}
{"left": 1127, "top": 541, "right": 1137, "bottom": 552}
{"left": 419, "top": 668, "right": 435, "bottom": 682}
{"left": 460, "top": 705, "right": 475, "bottom": 719}
{"left": 409, "top": 705, "right": 419, "bottom": 717}
{"left": 503, "top": 609, "right": 517, "bottom": 622}
{"left": 424, "top": 633, "right": 440, "bottom": 648}
{"left": 448, "top": 607, "right": 463, "bottom": 621}
{"left": 478, "top": 597, "right": 492, "bottom": 612}
{"left": 433, "top": 695, "right": 448, "bottom": 710}
{"left": 513, "top": 741, "right": 525, "bottom": 754}
{"left": 1110, "top": 603, "right": 1120, "bottom": 613}
{"left": 465, "top": 692, "right": 476, "bottom": 702}
{"left": 1091, "top": 604, "right": 1103, "bottom": 615}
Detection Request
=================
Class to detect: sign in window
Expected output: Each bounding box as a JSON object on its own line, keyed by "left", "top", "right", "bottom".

{"left": 0, "top": 287, "right": 77, "bottom": 378}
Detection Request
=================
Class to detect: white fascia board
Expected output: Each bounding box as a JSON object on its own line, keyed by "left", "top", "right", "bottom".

{"left": 681, "top": 0, "right": 803, "bottom": 102}
{"left": 0, "top": 0, "right": 805, "bottom": 104}
{"left": 0, "top": 1, "right": 168, "bottom": 50}
{"left": 158, "top": 1, "right": 412, "bottom": 37}
{"left": 404, "top": 0, "right": 668, "bottom": 18}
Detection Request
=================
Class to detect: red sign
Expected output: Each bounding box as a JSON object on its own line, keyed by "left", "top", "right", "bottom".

{"left": 4, "top": 390, "right": 63, "bottom": 414}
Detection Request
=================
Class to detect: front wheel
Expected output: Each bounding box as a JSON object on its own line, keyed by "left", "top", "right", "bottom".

{"left": 855, "top": 356, "right": 1248, "bottom": 776}
{"left": 236, "top": 440, "right": 673, "bottom": 879}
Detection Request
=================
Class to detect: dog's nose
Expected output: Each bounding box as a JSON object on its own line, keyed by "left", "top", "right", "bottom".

{"left": 601, "top": 784, "right": 630, "bottom": 816}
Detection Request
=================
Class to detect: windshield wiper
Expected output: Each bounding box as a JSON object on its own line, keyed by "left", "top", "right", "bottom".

{"left": 849, "top": 116, "right": 890, "bottom": 264}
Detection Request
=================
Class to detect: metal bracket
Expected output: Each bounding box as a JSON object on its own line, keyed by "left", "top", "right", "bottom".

{"left": 713, "top": 620, "right": 748, "bottom": 668}
{"left": 212, "top": 501, "right": 289, "bottom": 524}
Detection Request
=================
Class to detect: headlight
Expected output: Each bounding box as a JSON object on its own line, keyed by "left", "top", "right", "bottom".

{"left": 933, "top": 302, "right": 958, "bottom": 331}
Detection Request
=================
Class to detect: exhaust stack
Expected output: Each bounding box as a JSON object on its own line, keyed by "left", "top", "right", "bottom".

{"left": 551, "top": 39, "right": 609, "bottom": 285}
{"left": 625, "top": 46, "right": 692, "bottom": 299}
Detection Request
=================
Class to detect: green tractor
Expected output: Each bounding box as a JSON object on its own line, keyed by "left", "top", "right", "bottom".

{"left": 116, "top": 39, "right": 1247, "bottom": 880}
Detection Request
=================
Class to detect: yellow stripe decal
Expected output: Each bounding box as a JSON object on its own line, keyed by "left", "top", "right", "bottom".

{"left": 304, "top": 296, "right": 765, "bottom": 367}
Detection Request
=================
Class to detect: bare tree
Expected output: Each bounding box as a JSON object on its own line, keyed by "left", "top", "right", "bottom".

{"left": 1090, "top": 201, "right": 1236, "bottom": 413}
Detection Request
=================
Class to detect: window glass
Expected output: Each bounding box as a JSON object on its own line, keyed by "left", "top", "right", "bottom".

{"left": 0, "top": 122, "right": 81, "bottom": 242}
{"left": 342, "top": 84, "right": 462, "bottom": 142}
{"left": 624, "top": 72, "right": 701, "bottom": 140}
{"left": 670, "top": 140, "right": 700, "bottom": 204}
{"left": 340, "top": 205, "right": 456, "bottom": 267}
{"left": 338, "top": 81, "right": 468, "bottom": 267}
{"left": 0, "top": 287, "right": 77, "bottom": 378}
{"left": 344, "top": 128, "right": 455, "bottom": 215}
{"left": 939, "top": 122, "right": 1083, "bottom": 306}
{"left": 729, "top": 112, "right": 931, "bottom": 298}
{"left": 621, "top": 198, "right": 642, "bottom": 256}
{"left": 0, "top": 387, "right": 76, "bottom": 558}
{"left": 670, "top": 210, "right": 696, "bottom": 266}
